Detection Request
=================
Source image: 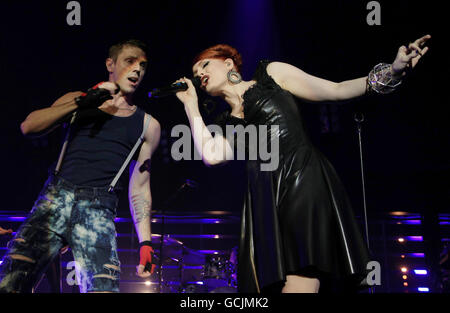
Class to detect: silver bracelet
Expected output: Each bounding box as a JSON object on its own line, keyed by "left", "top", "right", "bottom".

{"left": 367, "top": 63, "right": 402, "bottom": 94}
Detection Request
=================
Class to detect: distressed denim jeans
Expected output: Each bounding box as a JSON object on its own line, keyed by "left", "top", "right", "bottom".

{"left": 0, "top": 175, "right": 121, "bottom": 293}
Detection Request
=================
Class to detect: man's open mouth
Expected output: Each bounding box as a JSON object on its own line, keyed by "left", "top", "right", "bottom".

{"left": 128, "top": 77, "right": 138, "bottom": 84}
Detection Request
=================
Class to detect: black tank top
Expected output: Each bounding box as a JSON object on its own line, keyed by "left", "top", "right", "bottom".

{"left": 58, "top": 107, "right": 146, "bottom": 189}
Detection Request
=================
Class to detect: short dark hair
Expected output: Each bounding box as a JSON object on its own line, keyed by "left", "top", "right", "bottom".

{"left": 108, "top": 39, "right": 148, "bottom": 61}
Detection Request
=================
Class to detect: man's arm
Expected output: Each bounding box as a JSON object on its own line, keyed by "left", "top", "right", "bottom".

{"left": 129, "top": 114, "right": 160, "bottom": 277}
{"left": 20, "top": 81, "right": 118, "bottom": 136}
{"left": 20, "top": 91, "right": 82, "bottom": 136}
{"left": 0, "top": 226, "right": 13, "bottom": 235}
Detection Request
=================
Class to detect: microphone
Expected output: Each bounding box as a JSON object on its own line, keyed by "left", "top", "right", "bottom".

{"left": 148, "top": 76, "right": 201, "bottom": 98}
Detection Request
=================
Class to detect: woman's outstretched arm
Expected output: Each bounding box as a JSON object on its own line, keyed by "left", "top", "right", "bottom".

{"left": 268, "top": 34, "right": 431, "bottom": 102}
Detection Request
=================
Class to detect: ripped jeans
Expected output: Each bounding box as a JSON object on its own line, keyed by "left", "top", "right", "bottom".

{"left": 0, "top": 175, "right": 121, "bottom": 293}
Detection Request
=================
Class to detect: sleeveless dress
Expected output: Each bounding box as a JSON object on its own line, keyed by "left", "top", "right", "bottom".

{"left": 216, "top": 60, "right": 371, "bottom": 293}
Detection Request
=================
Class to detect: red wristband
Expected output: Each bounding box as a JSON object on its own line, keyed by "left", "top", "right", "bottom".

{"left": 139, "top": 245, "right": 156, "bottom": 274}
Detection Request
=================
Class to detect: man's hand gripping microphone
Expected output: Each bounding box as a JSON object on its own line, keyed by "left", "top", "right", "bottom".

{"left": 75, "top": 82, "right": 120, "bottom": 109}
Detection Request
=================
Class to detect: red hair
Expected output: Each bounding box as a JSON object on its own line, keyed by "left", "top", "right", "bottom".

{"left": 193, "top": 44, "right": 243, "bottom": 73}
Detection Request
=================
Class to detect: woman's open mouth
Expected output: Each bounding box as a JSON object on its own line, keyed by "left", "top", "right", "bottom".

{"left": 201, "top": 75, "right": 209, "bottom": 88}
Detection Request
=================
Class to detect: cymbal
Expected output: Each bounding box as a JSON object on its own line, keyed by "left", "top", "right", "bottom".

{"left": 150, "top": 234, "right": 184, "bottom": 247}
{"left": 179, "top": 246, "right": 206, "bottom": 265}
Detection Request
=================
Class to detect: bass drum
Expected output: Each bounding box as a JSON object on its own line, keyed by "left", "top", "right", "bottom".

{"left": 203, "top": 253, "right": 237, "bottom": 293}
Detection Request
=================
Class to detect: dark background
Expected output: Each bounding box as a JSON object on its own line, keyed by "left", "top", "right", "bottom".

{"left": 0, "top": 0, "right": 448, "bottom": 220}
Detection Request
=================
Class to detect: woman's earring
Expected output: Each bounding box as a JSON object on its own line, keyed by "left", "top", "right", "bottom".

{"left": 227, "top": 70, "right": 242, "bottom": 84}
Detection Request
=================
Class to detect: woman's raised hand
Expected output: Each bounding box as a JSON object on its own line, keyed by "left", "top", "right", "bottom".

{"left": 391, "top": 34, "right": 431, "bottom": 77}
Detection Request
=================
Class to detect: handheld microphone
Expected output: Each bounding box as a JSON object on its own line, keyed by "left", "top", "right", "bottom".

{"left": 148, "top": 76, "right": 201, "bottom": 98}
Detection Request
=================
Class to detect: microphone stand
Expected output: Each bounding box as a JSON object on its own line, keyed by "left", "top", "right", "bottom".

{"left": 354, "top": 112, "right": 374, "bottom": 294}
{"left": 158, "top": 179, "right": 198, "bottom": 293}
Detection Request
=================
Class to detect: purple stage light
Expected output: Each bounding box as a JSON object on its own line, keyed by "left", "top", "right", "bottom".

{"left": 198, "top": 250, "right": 222, "bottom": 254}
{"left": 183, "top": 265, "right": 203, "bottom": 270}
{"left": 401, "top": 220, "right": 422, "bottom": 225}
{"left": 167, "top": 234, "right": 229, "bottom": 239}
{"left": 1, "top": 216, "right": 26, "bottom": 222}
{"left": 413, "top": 269, "right": 428, "bottom": 275}
{"left": 114, "top": 217, "right": 133, "bottom": 223}
{"left": 186, "top": 281, "right": 204, "bottom": 285}
{"left": 409, "top": 253, "right": 425, "bottom": 258}
{"left": 417, "top": 287, "right": 429, "bottom": 292}
{"left": 405, "top": 236, "right": 423, "bottom": 241}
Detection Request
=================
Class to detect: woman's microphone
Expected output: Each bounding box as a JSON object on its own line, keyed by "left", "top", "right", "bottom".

{"left": 148, "top": 76, "right": 201, "bottom": 98}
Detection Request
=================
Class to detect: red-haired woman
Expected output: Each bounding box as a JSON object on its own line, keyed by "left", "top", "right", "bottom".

{"left": 175, "top": 35, "right": 430, "bottom": 293}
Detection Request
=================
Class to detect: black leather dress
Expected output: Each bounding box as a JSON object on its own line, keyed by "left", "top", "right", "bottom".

{"left": 216, "top": 60, "right": 371, "bottom": 293}
{"left": 217, "top": 61, "right": 369, "bottom": 292}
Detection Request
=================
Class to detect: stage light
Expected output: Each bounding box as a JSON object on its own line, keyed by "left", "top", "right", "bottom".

{"left": 403, "top": 282, "right": 408, "bottom": 287}
{"left": 398, "top": 237, "right": 405, "bottom": 243}
{"left": 409, "top": 253, "right": 425, "bottom": 258}
{"left": 402, "top": 220, "right": 421, "bottom": 225}
{"left": 402, "top": 275, "right": 408, "bottom": 280}
{"left": 413, "top": 269, "right": 428, "bottom": 275}
{"left": 401, "top": 267, "right": 408, "bottom": 273}
{"left": 2, "top": 217, "right": 26, "bottom": 222}
{"left": 144, "top": 281, "right": 152, "bottom": 286}
{"left": 418, "top": 287, "right": 429, "bottom": 292}
{"left": 406, "top": 236, "right": 423, "bottom": 242}
{"left": 401, "top": 255, "right": 406, "bottom": 259}
{"left": 186, "top": 281, "right": 204, "bottom": 285}
{"left": 390, "top": 211, "right": 410, "bottom": 216}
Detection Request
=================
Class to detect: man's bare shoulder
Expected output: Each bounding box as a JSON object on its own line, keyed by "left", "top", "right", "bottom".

{"left": 144, "top": 113, "right": 161, "bottom": 134}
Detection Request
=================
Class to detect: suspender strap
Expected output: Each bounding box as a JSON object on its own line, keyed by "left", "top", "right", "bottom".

{"left": 55, "top": 112, "right": 78, "bottom": 175}
{"left": 108, "top": 114, "right": 151, "bottom": 193}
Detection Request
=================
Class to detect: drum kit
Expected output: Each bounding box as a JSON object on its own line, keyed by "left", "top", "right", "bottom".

{"left": 142, "top": 179, "right": 239, "bottom": 293}
{"left": 147, "top": 236, "right": 238, "bottom": 293}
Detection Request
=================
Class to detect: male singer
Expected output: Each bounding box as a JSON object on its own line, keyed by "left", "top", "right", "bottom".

{"left": 0, "top": 39, "right": 160, "bottom": 293}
